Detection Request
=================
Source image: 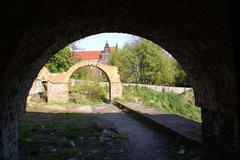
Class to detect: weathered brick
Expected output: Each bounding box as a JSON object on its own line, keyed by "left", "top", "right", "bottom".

{"left": 0, "top": 1, "right": 239, "bottom": 159}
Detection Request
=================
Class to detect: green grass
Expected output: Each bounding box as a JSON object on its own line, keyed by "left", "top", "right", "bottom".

{"left": 120, "top": 85, "right": 201, "bottom": 122}
{"left": 18, "top": 111, "right": 123, "bottom": 160}
{"left": 18, "top": 112, "right": 97, "bottom": 160}
{"left": 69, "top": 83, "right": 109, "bottom": 105}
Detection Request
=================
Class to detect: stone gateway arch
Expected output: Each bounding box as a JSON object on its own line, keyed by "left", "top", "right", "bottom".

{"left": 1, "top": 1, "right": 239, "bottom": 159}
{"left": 35, "top": 61, "right": 122, "bottom": 102}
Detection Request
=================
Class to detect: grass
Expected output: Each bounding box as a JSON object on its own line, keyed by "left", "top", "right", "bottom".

{"left": 24, "top": 93, "right": 201, "bottom": 159}
{"left": 120, "top": 85, "right": 201, "bottom": 122}
{"left": 69, "top": 83, "right": 110, "bottom": 105}
{"left": 18, "top": 104, "right": 124, "bottom": 160}
{"left": 18, "top": 112, "right": 96, "bottom": 160}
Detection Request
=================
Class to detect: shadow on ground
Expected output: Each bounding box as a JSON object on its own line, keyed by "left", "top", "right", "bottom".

{"left": 18, "top": 110, "right": 201, "bottom": 160}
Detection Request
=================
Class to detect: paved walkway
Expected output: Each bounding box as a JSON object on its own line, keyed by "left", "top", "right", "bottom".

{"left": 115, "top": 102, "right": 201, "bottom": 143}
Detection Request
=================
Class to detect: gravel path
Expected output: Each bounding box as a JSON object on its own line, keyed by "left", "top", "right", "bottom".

{"left": 93, "top": 104, "right": 179, "bottom": 160}
{"left": 41, "top": 104, "right": 200, "bottom": 160}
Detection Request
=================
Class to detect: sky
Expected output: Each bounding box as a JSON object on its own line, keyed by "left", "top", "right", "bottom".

{"left": 70, "top": 33, "right": 140, "bottom": 51}
{"left": 69, "top": 32, "right": 172, "bottom": 58}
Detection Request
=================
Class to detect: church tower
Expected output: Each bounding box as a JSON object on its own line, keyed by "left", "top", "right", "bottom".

{"left": 104, "top": 41, "right": 110, "bottom": 53}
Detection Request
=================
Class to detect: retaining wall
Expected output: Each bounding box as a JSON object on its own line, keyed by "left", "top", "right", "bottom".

{"left": 69, "top": 79, "right": 193, "bottom": 94}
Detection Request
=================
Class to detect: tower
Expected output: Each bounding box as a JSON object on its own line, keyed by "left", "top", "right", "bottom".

{"left": 104, "top": 41, "right": 110, "bottom": 53}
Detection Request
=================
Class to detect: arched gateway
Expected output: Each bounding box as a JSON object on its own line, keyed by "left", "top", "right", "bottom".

{"left": 37, "top": 61, "right": 122, "bottom": 103}
{"left": 1, "top": 1, "right": 239, "bottom": 159}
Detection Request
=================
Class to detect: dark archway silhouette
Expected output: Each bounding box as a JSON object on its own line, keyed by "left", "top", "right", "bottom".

{"left": 0, "top": 1, "right": 239, "bottom": 160}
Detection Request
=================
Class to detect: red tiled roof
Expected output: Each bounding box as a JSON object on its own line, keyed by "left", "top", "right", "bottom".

{"left": 72, "top": 51, "right": 101, "bottom": 60}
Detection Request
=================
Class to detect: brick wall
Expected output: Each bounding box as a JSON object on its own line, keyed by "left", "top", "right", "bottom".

{"left": 47, "top": 82, "right": 69, "bottom": 103}
{"left": 0, "top": 1, "right": 239, "bottom": 159}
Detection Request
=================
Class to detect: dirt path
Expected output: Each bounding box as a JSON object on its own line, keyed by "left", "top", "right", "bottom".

{"left": 39, "top": 104, "right": 200, "bottom": 160}
{"left": 92, "top": 104, "right": 181, "bottom": 160}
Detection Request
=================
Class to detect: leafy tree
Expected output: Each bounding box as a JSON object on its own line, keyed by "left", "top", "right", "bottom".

{"left": 110, "top": 39, "right": 176, "bottom": 85}
{"left": 175, "top": 65, "right": 191, "bottom": 87}
{"left": 45, "top": 47, "right": 75, "bottom": 73}
{"left": 71, "top": 67, "right": 90, "bottom": 80}
{"left": 110, "top": 49, "right": 138, "bottom": 83}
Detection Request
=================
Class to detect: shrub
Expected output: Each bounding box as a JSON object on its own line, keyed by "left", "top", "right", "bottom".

{"left": 69, "top": 81, "right": 108, "bottom": 104}
{"left": 122, "top": 85, "right": 201, "bottom": 122}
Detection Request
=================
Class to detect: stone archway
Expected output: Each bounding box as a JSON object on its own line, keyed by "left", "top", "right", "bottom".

{"left": 1, "top": 1, "right": 239, "bottom": 160}
{"left": 45, "top": 61, "right": 122, "bottom": 103}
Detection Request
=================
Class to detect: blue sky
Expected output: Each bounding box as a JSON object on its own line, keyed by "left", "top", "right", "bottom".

{"left": 70, "top": 33, "right": 140, "bottom": 51}
{"left": 69, "top": 32, "right": 172, "bottom": 57}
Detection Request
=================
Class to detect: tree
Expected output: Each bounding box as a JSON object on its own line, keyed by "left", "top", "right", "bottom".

{"left": 45, "top": 47, "right": 75, "bottom": 73}
{"left": 70, "top": 67, "right": 90, "bottom": 80}
{"left": 110, "top": 49, "right": 138, "bottom": 83}
{"left": 175, "top": 64, "right": 191, "bottom": 87}
{"left": 110, "top": 39, "right": 176, "bottom": 85}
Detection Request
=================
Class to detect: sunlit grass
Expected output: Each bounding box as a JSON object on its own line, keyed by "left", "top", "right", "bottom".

{"left": 121, "top": 86, "right": 201, "bottom": 122}
{"left": 69, "top": 83, "right": 109, "bottom": 104}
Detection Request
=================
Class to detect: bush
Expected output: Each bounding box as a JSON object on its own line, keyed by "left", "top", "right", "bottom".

{"left": 121, "top": 85, "right": 201, "bottom": 122}
{"left": 69, "top": 81, "right": 108, "bottom": 104}
{"left": 45, "top": 47, "right": 75, "bottom": 73}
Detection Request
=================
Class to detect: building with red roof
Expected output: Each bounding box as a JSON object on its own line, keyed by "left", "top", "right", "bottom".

{"left": 72, "top": 42, "right": 117, "bottom": 64}
{"left": 72, "top": 51, "right": 101, "bottom": 61}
